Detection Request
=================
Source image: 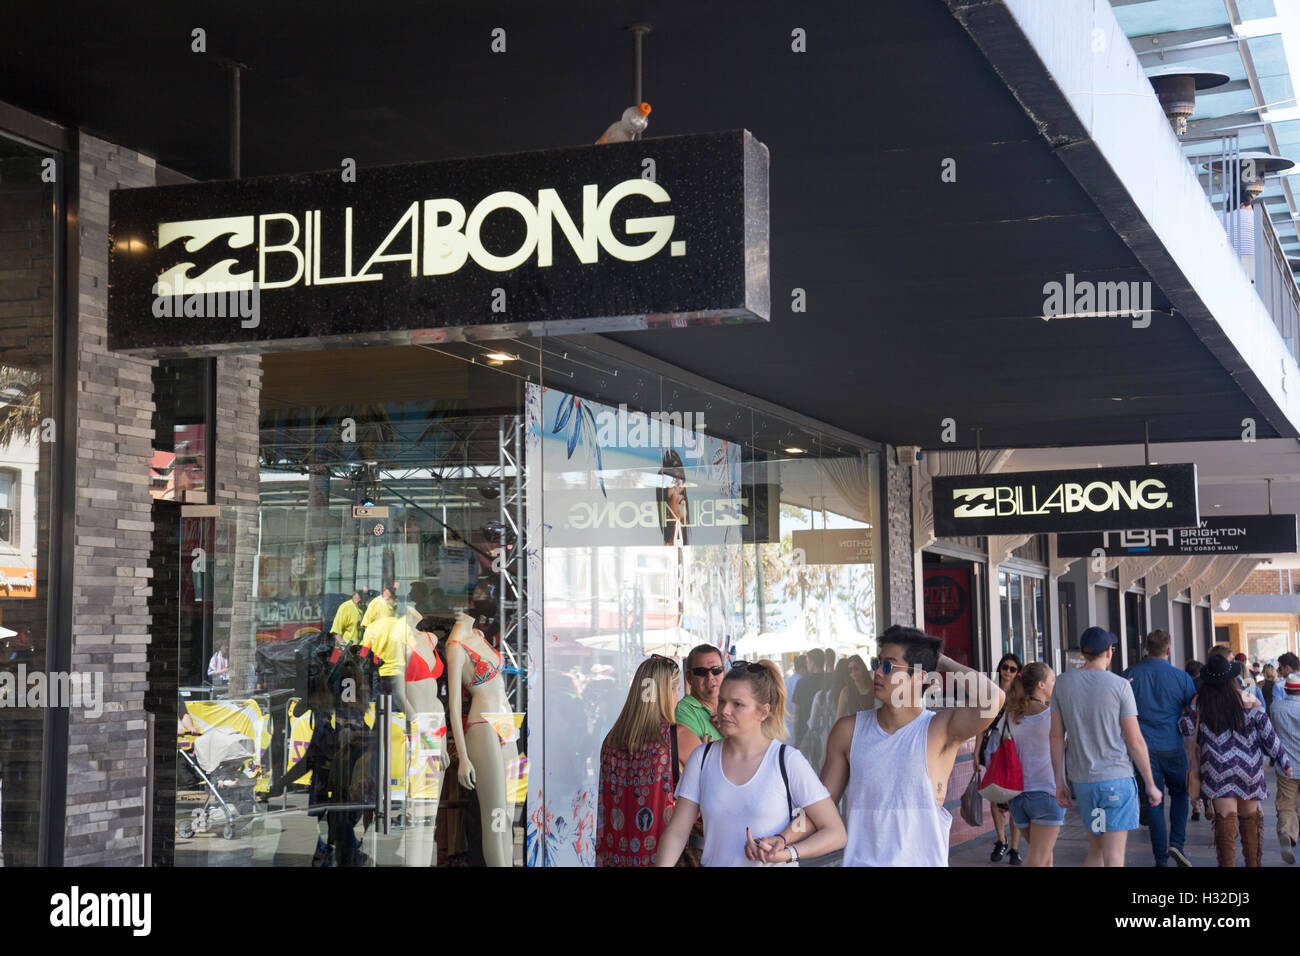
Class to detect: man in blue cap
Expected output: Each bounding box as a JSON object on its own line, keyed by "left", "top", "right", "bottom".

{"left": 1050, "top": 626, "right": 1163, "bottom": 866}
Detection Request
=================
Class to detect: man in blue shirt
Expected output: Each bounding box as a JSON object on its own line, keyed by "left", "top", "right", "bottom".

{"left": 1275, "top": 654, "right": 1300, "bottom": 705}
{"left": 1122, "top": 629, "right": 1197, "bottom": 867}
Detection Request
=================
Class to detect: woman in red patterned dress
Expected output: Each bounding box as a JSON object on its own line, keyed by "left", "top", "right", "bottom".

{"left": 597, "top": 655, "right": 701, "bottom": 866}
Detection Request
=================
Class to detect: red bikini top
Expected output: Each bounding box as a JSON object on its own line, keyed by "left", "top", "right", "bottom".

{"left": 405, "top": 646, "right": 444, "bottom": 683}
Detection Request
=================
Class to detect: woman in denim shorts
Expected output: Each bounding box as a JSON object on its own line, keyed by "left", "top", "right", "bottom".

{"left": 1005, "top": 662, "right": 1066, "bottom": 866}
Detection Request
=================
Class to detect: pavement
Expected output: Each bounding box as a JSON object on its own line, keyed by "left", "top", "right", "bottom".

{"left": 949, "top": 787, "right": 1295, "bottom": 868}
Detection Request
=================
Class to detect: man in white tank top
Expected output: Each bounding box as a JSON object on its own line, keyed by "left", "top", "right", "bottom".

{"left": 754, "top": 625, "right": 1004, "bottom": 866}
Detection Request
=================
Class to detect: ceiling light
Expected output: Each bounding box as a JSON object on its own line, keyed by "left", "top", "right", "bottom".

{"left": 485, "top": 352, "right": 516, "bottom": 361}
{"left": 785, "top": 447, "right": 806, "bottom": 455}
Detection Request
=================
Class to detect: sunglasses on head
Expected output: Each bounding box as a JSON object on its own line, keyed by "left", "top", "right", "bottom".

{"left": 729, "top": 662, "right": 765, "bottom": 674}
{"left": 690, "top": 665, "right": 725, "bottom": 677}
{"left": 650, "top": 654, "right": 679, "bottom": 672}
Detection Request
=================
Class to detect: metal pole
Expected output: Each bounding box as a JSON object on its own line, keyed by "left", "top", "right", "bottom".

{"left": 630, "top": 25, "right": 651, "bottom": 106}
{"left": 1268, "top": 478, "right": 1274, "bottom": 515}
{"left": 1144, "top": 420, "right": 1150, "bottom": 465}
{"left": 378, "top": 690, "right": 392, "bottom": 835}
{"left": 228, "top": 63, "right": 242, "bottom": 179}
{"left": 974, "top": 428, "right": 983, "bottom": 475}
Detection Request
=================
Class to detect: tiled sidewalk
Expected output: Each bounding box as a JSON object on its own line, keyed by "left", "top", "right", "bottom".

{"left": 950, "top": 789, "right": 1294, "bottom": 867}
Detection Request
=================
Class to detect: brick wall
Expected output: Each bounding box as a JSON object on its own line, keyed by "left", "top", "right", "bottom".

{"left": 886, "top": 446, "right": 915, "bottom": 628}
{"left": 1237, "top": 569, "right": 1298, "bottom": 595}
{"left": 64, "top": 133, "right": 157, "bottom": 865}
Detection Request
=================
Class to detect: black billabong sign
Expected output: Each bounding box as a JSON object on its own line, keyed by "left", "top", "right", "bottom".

{"left": 107, "top": 131, "right": 770, "bottom": 356}
{"left": 1058, "top": 514, "right": 1298, "bottom": 557}
{"left": 931, "top": 464, "right": 1199, "bottom": 536}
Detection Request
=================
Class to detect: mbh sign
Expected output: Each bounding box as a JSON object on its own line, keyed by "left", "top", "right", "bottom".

{"left": 1058, "top": 514, "right": 1298, "bottom": 557}
{"left": 108, "top": 131, "right": 770, "bottom": 356}
{"left": 931, "top": 464, "right": 1199, "bottom": 537}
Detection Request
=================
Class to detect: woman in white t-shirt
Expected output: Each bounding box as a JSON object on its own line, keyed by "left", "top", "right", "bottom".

{"left": 655, "top": 659, "right": 845, "bottom": 867}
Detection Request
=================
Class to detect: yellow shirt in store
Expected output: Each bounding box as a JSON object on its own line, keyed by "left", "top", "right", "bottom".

{"left": 361, "top": 595, "right": 395, "bottom": 631}
{"left": 330, "top": 599, "right": 363, "bottom": 645}
{"left": 362, "top": 616, "right": 410, "bottom": 678}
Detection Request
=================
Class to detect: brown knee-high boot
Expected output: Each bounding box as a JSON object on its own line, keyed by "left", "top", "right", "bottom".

{"left": 1214, "top": 812, "right": 1238, "bottom": 867}
{"left": 1239, "top": 810, "right": 1263, "bottom": 867}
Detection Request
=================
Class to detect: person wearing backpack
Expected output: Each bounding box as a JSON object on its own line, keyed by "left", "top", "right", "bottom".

{"left": 1001, "top": 662, "right": 1063, "bottom": 866}
{"left": 654, "top": 659, "right": 845, "bottom": 866}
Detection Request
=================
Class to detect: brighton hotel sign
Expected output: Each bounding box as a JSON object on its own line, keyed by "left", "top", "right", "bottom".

{"left": 931, "top": 464, "right": 1199, "bottom": 537}
{"left": 107, "top": 130, "right": 770, "bottom": 356}
{"left": 1058, "top": 514, "right": 1298, "bottom": 557}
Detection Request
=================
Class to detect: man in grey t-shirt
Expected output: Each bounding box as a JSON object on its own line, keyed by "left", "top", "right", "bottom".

{"left": 1050, "top": 627, "right": 1161, "bottom": 867}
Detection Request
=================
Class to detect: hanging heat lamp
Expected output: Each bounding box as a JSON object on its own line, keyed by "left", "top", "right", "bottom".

{"left": 1146, "top": 67, "right": 1229, "bottom": 137}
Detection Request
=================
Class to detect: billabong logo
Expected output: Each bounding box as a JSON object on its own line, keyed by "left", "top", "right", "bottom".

{"left": 951, "top": 487, "right": 995, "bottom": 518}
{"left": 156, "top": 216, "right": 256, "bottom": 294}
{"left": 952, "top": 479, "right": 1172, "bottom": 518}
{"left": 149, "top": 180, "right": 684, "bottom": 297}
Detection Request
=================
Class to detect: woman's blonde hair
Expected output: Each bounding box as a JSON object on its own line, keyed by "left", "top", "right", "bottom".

{"left": 1263, "top": 664, "right": 1278, "bottom": 682}
{"left": 603, "top": 656, "right": 680, "bottom": 753}
{"left": 722, "top": 659, "right": 788, "bottom": 741}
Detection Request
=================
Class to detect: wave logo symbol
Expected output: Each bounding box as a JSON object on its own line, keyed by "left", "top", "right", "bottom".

{"left": 154, "top": 216, "right": 256, "bottom": 294}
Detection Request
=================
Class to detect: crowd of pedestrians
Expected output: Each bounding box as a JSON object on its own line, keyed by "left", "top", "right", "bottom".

{"left": 592, "top": 625, "right": 1297, "bottom": 867}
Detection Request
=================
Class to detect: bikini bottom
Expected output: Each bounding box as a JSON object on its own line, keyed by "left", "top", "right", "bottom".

{"left": 464, "top": 712, "right": 520, "bottom": 746}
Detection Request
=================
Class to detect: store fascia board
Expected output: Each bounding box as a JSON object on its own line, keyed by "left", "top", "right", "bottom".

{"left": 106, "top": 130, "right": 770, "bottom": 357}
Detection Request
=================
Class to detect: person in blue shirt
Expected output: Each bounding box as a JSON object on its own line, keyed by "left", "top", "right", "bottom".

{"left": 1276, "top": 654, "right": 1300, "bottom": 705}
{"left": 1122, "top": 629, "right": 1198, "bottom": 867}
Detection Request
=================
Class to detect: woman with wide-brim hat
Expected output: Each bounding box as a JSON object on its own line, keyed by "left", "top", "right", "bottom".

{"left": 1181, "top": 654, "right": 1294, "bottom": 866}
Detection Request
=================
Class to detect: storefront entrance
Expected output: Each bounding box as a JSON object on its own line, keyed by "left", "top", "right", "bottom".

{"left": 151, "top": 339, "right": 886, "bottom": 866}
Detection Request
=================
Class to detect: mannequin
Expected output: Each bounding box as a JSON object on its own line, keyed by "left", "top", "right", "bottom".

{"left": 401, "top": 615, "right": 447, "bottom": 867}
{"left": 445, "top": 611, "right": 517, "bottom": 867}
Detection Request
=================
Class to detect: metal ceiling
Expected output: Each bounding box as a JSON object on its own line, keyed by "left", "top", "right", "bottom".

{"left": 0, "top": 0, "right": 1290, "bottom": 449}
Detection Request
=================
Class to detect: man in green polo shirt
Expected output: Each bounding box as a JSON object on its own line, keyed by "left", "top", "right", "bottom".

{"left": 675, "top": 643, "right": 725, "bottom": 742}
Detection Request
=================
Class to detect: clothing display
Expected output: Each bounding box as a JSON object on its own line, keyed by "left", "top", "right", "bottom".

{"left": 449, "top": 637, "right": 503, "bottom": 686}
{"left": 404, "top": 646, "right": 444, "bottom": 683}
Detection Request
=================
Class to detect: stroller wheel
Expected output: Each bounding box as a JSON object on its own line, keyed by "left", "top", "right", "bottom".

{"left": 178, "top": 823, "right": 195, "bottom": 839}
{"left": 222, "top": 821, "right": 235, "bottom": 840}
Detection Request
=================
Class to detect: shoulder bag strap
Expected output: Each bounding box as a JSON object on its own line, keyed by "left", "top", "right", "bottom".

{"left": 669, "top": 723, "right": 680, "bottom": 790}
{"left": 779, "top": 744, "right": 793, "bottom": 821}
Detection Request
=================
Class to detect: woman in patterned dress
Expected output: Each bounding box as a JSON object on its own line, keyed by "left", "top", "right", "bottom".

{"left": 596, "top": 655, "right": 702, "bottom": 866}
{"left": 1182, "top": 654, "right": 1293, "bottom": 866}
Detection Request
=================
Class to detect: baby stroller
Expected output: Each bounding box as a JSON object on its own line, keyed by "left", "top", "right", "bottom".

{"left": 178, "top": 726, "right": 259, "bottom": 840}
